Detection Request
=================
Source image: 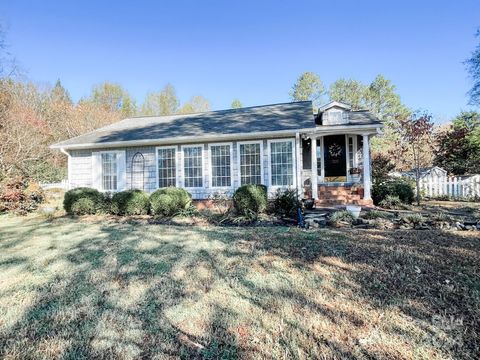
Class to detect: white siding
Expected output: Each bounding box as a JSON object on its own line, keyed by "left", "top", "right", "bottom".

{"left": 68, "top": 137, "right": 297, "bottom": 199}
{"left": 70, "top": 150, "right": 93, "bottom": 188}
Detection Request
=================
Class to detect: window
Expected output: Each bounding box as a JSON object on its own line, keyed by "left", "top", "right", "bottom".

{"left": 239, "top": 142, "right": 262, "bottom": 185}
{"left": 101, "top": 153, "right": 118, "bottom": 191}
{"left": 356, "top": 136, "right": 364, "bottom": 167}
{"left": 183, "top": 146, "right": 203, "bottom": 188}
{"left": 157, "top": 147, "right": 177, "bottom": 187}
{"left": 348, "top": 136, "right": 355, "bottom": 169}
{"left": 210, "top": 144, "right": 232, "bottom": 187}
{"left": 270, "top": 140, "right": 294, "bottom": 186}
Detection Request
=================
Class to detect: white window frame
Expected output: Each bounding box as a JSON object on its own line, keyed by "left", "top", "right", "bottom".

{"left": 155, "top": 146, "right": 178, "bottom": 188}
{"left": 267, "top": 139, "right": 296, "bottom": 189}
{"left": 92, "top": 150, "right": 126, "bottom": 192}
{"left": 208, "top": 142, "right": 233, "bottom": 189}
{"left": 237, "top": 140, "right": 264, "bottom": 186}
{"left": 181, "top": 144, "right": 204, "bottom": 189}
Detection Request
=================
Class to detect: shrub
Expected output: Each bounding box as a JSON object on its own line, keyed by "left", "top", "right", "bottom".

{"left": 111, "top": 189, "right": 150, "bottom": 215}
{"left": 379, "top": 195, "right": 407, "bottom": 210}
{"left": 330, "top": 210, "right": 355, "bottom": 225}
{"left": 0, "top": 177, "right": 44, "bottom": 215}
{"left": 402, "top": 213, "right": 425, "bottom": 226}
{"left": 70, "top": 197, "right": 97, "bottom": 215}
{"left": 372, "top": 179, "right": 414, "bottom": 205}
{"left": 233, "top": 184, "right": 268, "bottom": 219}
{"left": 362, "top": 209, "right": 394, "bottom": 220}
{"left": 272, "top": 188, "right": 301, "bottom": 217}
{"left": 150, "top": 187, "right": 192, "bottom": 216}
{"left": 63, "top": 187, "right": 108, "bottom": 215}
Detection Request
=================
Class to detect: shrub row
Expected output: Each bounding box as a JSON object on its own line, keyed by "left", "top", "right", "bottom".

{"left": 64, "top": 184, "right": 300, "bottom": 220}
{"left": 63, "top": 187, "right": 191, "bottom": 216}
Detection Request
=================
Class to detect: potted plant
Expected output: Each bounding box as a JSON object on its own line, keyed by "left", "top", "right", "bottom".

{"left": 349, "top": 167, "right": 362, "bottom": 182}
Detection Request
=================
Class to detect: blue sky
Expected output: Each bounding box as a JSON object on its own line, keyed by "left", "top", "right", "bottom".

{"left": 1, "top": 0, "right": 479, "bottom": 122}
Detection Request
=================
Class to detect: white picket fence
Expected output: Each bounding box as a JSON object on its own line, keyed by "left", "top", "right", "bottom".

{"left": 419, "top": 175, "right": 480, "bottom": 199}
{"left": 39, "top": 179, "right": 68, "bottom": 190}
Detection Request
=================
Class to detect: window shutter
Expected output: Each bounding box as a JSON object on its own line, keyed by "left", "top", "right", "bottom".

{"left": 92, "top": 152, "right": 102, "bottom": 190}
{"left": 117, "top": 151, "right": 127, "bottom": 191}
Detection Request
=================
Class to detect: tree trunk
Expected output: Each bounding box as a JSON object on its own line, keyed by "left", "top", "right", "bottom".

{"left": 413, "top": 147, "right": 421, "bottom": 206}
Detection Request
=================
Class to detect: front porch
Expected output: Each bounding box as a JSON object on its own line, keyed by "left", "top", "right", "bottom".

{"left": 298, "top": 131, "right": 374, "bottom": 206}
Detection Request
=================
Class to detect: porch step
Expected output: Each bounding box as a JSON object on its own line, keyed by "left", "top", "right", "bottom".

{"left": 315, "top": 198, "right": 373, "bottom": 206}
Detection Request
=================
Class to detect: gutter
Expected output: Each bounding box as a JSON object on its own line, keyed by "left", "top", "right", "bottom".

{"left": 60, "top": 148, "right": 71, "bottom": 190}
{"left": 50, "top": 123, "right": 383, "bottom": 151}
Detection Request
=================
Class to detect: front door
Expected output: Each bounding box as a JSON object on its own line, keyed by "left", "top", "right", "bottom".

{"left": 324, "top": 135, "right": 347, "bottom": 182}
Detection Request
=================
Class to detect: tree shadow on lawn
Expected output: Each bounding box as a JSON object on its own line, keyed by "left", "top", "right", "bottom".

{"left": 203, "top": 226, "right": 480, "bottom": 358}
{"left": 0, "top": 218, "right": 479, "bottom": 359}
{"left": 0, "top": 220, "right": 251, "bottom": 359}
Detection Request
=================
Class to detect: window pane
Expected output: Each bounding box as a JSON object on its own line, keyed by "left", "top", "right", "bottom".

{"left": 158, "top": 148, "right": 176, "bottom": 187}
{"left": 211, "top": 145, "right": 231, "bottom": 187}
{"left": 240, "top": 143, "right": 262, "bottom": 185}
{"left": 184, "top": 146, "right": 203, "bottom": 187}
{"left": 101, "top": 153, "right": 118, "bottom": 191}
{"left": 270, "top": 141, "right": 293, "bottom": 186}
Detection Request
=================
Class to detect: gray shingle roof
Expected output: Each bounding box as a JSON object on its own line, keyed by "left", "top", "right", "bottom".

{"left": 51, "top": 101, "right": 382, "bottom": 149}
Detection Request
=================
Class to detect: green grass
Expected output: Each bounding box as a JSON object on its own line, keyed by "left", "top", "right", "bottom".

{"left": 0, "top": 214, "right": 479, "bottom": 359}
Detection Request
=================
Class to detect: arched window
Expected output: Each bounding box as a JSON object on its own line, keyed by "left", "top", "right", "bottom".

{"left": 131, "top": 152, "right": 145, "bottom": 190}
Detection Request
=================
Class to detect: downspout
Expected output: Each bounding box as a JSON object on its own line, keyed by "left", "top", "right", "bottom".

{"left": 60, "top": 148, "right": 71, "bottom": 190}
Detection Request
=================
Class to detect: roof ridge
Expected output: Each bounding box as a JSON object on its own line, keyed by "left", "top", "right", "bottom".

{"left": 128, "top": 101, "right": 313, "bottom": 119}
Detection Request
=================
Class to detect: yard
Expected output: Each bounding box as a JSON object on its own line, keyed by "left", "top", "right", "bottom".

{"left": 0, "top": 214, "right": 479, "bottom": 359}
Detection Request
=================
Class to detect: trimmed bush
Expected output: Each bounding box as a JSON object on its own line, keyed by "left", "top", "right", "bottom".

{"left": 150, "top": 187, "right": 192, "bottom": 216}
{"left": 111, "top": 189, "right": 150, "bottom": 215}
{"left": 372, "top": 179, "right": 414, "bottom": 205}
{"left": 272, "top": 188, "right": 301, "bottom": 217}
{"left": 63, "top": 187, "right": 108, "bottom": 215}
{"left": 233, "top": 184, "right": 268, "bottom": 219}
{"left": 70, "top": 197, "right": 97, "bottom": 215}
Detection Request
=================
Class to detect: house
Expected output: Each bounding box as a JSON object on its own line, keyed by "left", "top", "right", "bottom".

{"left": 51, "top": 101, "right": 383, "bottom": 206}
{"left": 390, "top": 166, "right": 448, "bottom": 182}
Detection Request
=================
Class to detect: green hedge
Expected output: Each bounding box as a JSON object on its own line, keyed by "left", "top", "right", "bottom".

{"left": 372, "top": 179, "right": 414, "bottom": 205}
{"left": 150, "top": 187, "right": 192, "bottom": 216}
{"left": 111, "top": 189, "right": 150, "bottom": 215}
{"left": 233, "top": 184, "right": 268, "bottom": 218}
{"left": 63, "top": 187, "right": 109, "bottom": 215}
{"left": 272, "top": 188, "right": 301, "bottom": 217}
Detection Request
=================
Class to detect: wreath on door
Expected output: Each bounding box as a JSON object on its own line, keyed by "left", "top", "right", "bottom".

{"left": 328, "top": 143, "right": 342, "bottom": 158}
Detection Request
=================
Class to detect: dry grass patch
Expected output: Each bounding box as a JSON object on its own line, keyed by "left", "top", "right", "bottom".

{"left": 0, "top": 214, "right": 478, "bottom": 359}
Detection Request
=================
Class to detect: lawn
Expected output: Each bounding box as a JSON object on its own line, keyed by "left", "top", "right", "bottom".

{"left": 0, "top": 215, "right": 479, "bottom": 359}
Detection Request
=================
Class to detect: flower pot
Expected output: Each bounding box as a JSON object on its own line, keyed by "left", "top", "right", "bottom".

{"left": 346, "top": 205, "right": 361, "bottom": 219}
{"left": 304, "top": 199, "right": 315, "bottom": 210}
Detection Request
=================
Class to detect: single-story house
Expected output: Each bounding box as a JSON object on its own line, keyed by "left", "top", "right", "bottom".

{"left": 51, "top": 101, "right": 383, "bottom": 206}
{"left": 390, "top": 166, "right": 448, "bottom": 181}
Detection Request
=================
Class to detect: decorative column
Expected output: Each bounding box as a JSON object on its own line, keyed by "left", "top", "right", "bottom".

{"left": 362, "top": 134, "right": 372, "bottom": 200}
{"left": 295, "top": 133, "right": 302, "bottom": 198}
{"left": 311, "top": 135, "right": 318, "bottom": 200}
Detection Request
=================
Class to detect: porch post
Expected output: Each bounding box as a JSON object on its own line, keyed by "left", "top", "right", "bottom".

{"left": 311, "top": 135, "right": 318, "bottom": 200}
{"left": 362, "top": 134, "right": 372, "bottom": 200}
{"left": 295, "top": 133, "right": 302, "bottom": 198}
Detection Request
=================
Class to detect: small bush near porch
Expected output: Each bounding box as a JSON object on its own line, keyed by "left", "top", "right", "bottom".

{"left": 0, "top": 215, "right": 479, "bottom": 359}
